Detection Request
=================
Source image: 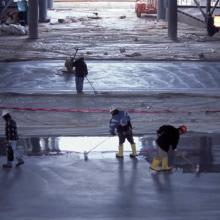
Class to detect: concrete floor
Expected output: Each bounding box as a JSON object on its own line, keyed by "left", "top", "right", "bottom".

{"left": 0, "top": 60, "right": 220, "bottom": 136}
{"left": 0, "top": 131, "right": 220, "bottom": 220}
{"left": 1, "top": 60, "right": 220, "bottom": 94}
{"left": 0, "top": 2, "right": 220, "bottom": 61}
{"left": 0, "top": 149, "right": 220, "bottom": 220}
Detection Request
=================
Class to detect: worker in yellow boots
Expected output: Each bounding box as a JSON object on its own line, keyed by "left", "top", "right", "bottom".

{"left": 150, "top": 125, "right": 187, "bottom": 172}
{"left": 109, "top": 105, "right": 137, "bottom": 158}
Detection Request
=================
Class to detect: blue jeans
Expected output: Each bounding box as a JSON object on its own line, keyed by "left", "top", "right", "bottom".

{"left": 75, "top": 76, "right": 84, "bottom": 93}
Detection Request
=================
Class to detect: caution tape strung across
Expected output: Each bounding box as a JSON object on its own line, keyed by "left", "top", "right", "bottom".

{"left": 0, "top": 106, "right": 219, "bottom": 114}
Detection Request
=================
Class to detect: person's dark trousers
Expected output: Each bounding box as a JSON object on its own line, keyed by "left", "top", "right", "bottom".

{"left": 75, "top": 76, "right": 84, "bottom": 93}
{"left": 118, "top": 130, "right": 134, "bottom": 145}
{"left": 18, "top": 12, "right": 27, "bottom": 25}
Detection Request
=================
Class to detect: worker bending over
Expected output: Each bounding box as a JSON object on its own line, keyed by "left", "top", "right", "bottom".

{"left": 150, "top": 124, "right": 187, "bottom": 171}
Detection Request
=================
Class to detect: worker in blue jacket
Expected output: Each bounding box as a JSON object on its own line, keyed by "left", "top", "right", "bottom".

{"left": 109, "top": 105, "right": 137, "bottom": 158}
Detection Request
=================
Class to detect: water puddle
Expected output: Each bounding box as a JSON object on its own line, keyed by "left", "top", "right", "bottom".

{"left": 0, "top": 133, "right": 220, "bottom": 173}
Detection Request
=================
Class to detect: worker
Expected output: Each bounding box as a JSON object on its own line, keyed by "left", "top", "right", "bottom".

{"left": 17, "top": 0, "right": 28, "bottom": 26}
{"left": 150, "top": 124, "right": 187, "bottom": 171}
{"left": 64, "top": 57, "right": 75, "bottom": 73}
{"left": 109, "top": 105, "right": 137, "bottom": 158}
{"left": 72, "top": 54, "right": 88, "bottom": 94}
{"left": 2, "top": 110, "right": 24, "bottom": 168}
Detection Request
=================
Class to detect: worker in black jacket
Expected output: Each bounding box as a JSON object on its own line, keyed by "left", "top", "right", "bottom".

{"left": 150, "top": 124, "right": 187, "bottom": 171}
{"left": 2, "top": 110, "right": 24, "bottom": 168}
{"left": 73, "top": 55, "right": 88, "bottom": 94}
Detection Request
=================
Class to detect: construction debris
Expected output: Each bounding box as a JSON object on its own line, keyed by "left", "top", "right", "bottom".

{"left": 0, "top": 24, "right": 27, "bottom": 35}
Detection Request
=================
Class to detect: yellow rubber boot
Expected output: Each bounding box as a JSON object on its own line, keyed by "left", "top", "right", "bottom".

{"left": 116, "top": 145, "right": 124, "bottom": 158}
{"left": 130, "top": 143, "right": 137, "bottom": 158}
{"left": 150, "top": 158, "right": 161, "bottom": 171}
{"left": 161, "top": 158, "right": 172, "bottom": 171}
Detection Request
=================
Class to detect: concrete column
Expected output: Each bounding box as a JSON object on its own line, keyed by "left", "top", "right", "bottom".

{"left": 168, "top": 0, "right": 177, "bottom": 41}
{"left": 28, "top": 0, "right": 39, "bottom": 39}
{"left": 157, "top": 0, "right": 166, "bottom": 20}
{"left": 47, "top": 0, "right": 53, "bottom": 9}
{"left": 39, "top": 0, "right": 48, "bottom": 22}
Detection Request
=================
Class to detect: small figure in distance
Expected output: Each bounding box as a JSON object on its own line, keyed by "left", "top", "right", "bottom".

{"left": 72, "top": 54, "right": 88, "bottom": 94}
{"left": 2, "top": 110, "right": 24, "bottom": 168}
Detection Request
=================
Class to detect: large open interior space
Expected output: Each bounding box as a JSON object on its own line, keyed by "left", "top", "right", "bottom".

{"left": 0, "top": 1, "right": 220, "bottom": 219}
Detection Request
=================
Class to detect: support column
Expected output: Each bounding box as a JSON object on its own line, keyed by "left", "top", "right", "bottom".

{"left": 39, "top": 0, "right": 48, "bottom": 22}
{"left": 47, "top": 0, "right": 53, "bottom": 9}
{"left": 157, "top": 0, "right": 166, "bottom": 20}
{"left": 28, "top": 0, "right": 39, "bottom": 39}
{"left": 168, "top": 0, "right": 177, "bottom": 41}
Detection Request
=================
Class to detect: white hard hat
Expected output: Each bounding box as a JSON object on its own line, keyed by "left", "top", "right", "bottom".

{"left": 109, "top": 105, "right": 117, "bottom": 113}
{"left": 2, "top": 109, "right": 9, "bottom": 117}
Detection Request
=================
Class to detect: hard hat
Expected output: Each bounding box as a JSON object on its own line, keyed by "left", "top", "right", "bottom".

{"left": 2, "top": 109, "right": 9, "bottom": 117}
{"left": 179, "top": 125, "right": 187, "bottom": 134}
{"left": 109, "top": 105, "right": 117, "bottom": 113}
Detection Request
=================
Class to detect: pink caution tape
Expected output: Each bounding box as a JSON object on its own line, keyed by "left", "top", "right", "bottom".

{"left": 0, "top": 106, "right": 219, "bottom": 114}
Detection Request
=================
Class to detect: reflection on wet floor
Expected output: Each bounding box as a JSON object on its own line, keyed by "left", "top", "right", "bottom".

{"left": 0, "top": 133, "right": 220, "bottom": 173}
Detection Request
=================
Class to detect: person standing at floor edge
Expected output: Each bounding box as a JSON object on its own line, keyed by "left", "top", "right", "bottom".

{"left": 109, "top": 105, "right": 137, "bottom": 158}
{"left": 2, "top": 110, "right": 24, "bottom": 168}
{"left": 73, "top": 54, "right": 88, "bottom": 94}
{"left": 150, "top": 124, "right": 187, "bottom": 171}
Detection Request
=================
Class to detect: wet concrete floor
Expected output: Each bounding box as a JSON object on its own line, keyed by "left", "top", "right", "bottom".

{"left": 0, "top": 133, "right": 220, "bottom": 220}
{"left": 0, "top": 60, "right": 220, "bottom": 136}
{"left": 1, "top": 132, "right": 220, "bottom": 174}
{"left": 1, "top": 60, "right": 220, "bottom": 94}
